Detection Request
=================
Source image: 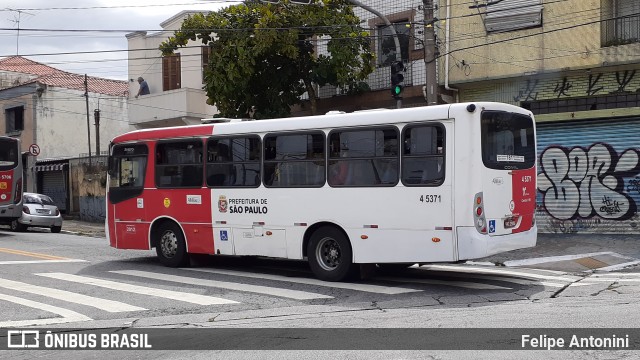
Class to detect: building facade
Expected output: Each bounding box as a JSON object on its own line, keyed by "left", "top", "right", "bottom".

{"left": 0, "top": 56, "right": 131, "bottom": 215}
{"left": 442, "top": 0, "right": 640, "bottom": 233}
{"left": 126, "top": 11, "right": 218, "bottom": 128}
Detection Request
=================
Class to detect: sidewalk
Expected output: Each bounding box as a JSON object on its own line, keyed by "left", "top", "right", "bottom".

{"left": 59, "top": 220, "right": 640, "bottom": 272}
{"left": 61, "top": 219, "right": 106, "bottom": 238}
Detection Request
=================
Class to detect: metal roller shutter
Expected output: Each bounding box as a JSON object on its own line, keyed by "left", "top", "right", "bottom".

{"left": 42, "top": 171, "right": 67, "bottom": 212}
{"left": 536, "top": 118, "right": 640, "bottom": 234}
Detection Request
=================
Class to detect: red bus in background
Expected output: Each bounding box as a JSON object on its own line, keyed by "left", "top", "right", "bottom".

{"left": 0, "top": 136, "right": 23, "bottom": 225}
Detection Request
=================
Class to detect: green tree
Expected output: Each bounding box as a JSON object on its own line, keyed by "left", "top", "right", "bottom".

{"left": 160, "top": 0, "right": 374, "bottom": 119}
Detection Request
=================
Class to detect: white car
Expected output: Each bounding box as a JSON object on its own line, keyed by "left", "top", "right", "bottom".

{"left": 10, "top": 192, "right": 63, "bottom": 233}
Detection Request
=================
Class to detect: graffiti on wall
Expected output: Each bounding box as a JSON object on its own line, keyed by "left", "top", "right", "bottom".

{"left": 515, "top": 70, "right": 640, "bottom": 100}
{"left": 537, "top": 143, "right": 640, "bottom": 233}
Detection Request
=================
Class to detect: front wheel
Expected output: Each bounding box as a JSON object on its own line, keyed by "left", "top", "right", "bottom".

{"left": 155, "top": 222, "right": 189, "bottom": 267}
{"left": 307, "top": 226, "right": 354, "bottom": 282}
{"left": 10, "top": 220, "right": 26, "bottom": 232}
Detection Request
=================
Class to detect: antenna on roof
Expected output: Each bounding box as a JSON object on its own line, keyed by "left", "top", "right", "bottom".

{"left": 6, "top": 8, "right": 34, "bottom": 55}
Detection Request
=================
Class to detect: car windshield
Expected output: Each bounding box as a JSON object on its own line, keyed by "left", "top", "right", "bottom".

{"left": 24, "top": 194, "right": 55, "bottom": 205}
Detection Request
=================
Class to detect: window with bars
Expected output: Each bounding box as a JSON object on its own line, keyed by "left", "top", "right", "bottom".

{"left": 377, "top": 21, "right": 410, "bottom": 66}
{"left": 602, "top": 0, "right": 640, "bottom": 46}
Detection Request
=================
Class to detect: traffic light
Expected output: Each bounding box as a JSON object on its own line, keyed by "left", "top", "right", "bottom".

{"left": 390, "top": 60, "right": 404, "bottom": 99}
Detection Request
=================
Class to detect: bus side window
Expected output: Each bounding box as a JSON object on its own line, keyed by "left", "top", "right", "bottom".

{"left": 402, "top": 125, "right": 445, "bottom": 186}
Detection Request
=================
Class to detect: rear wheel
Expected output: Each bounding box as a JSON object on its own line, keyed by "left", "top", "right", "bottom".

{"left": 10, "top": 220, "right": 26, "bottom": 232}
{"left": 307, "top": 226, "right": 354, "bottom": 282}
{"left": 51, "top": 226, "right": 62, "bottom": 233}
{"left": 155, "top": 222, "right": 189, "bottom": 267}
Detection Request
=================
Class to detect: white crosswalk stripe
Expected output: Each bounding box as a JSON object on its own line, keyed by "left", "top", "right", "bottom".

{"left": 417, "top": 264, "right": 582, "bottom": 283}
{"left": 185, "top": 268, "right": 422, "bottom": 295}
{"left": 0, "top": 278, "right": 146, "bottom": 312}
{"left": 0, "top": 292, "right": 92, "bottom": 327}
{"left": 111, "top": 270, "right": 333, "bottom": 300}
{"left": 376, "top": 276, "right": 512, "bottom": 290}
{"left": 35, "top": 273, "right": 238, "bottom": 306}
{"left": 408, "top": 268, "right": 569, "bottom": 288}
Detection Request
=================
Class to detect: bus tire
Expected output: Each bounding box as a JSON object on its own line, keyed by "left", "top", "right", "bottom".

{"left": 155, "top": 222, "right": 189, "bottom": 267}
{"left": 307, "top": 226, "right": 354, "bottom": 282}
{"left": 10, "top": 220, "right": 26, "bottom": 232}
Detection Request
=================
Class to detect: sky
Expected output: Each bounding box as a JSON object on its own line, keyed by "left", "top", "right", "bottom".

{"left": 0, "top": 0, "right": 242, "bottom": 81}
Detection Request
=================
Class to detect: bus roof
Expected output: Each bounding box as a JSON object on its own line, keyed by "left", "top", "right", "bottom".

{"left": 111, "top": 102, "right": 530, "bottom": 143}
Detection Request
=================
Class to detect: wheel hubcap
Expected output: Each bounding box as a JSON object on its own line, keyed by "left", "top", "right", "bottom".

{"left": 160, "top": 230, "right": 178, "bottom": 258}
{"left": 316, "top": 237, "right": 341, "bottom": 271}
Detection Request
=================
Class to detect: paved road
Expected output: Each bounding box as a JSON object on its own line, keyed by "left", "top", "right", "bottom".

{"left": 0, "top": 227, "right": 638, "bottom": 358}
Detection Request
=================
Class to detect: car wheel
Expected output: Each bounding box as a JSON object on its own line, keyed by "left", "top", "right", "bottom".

{"left": 10, "top": 220, "right": 26, "bottom": 232}
{"left": 51, "top": 226, "right": 62, "bottom": 233}
{"left": 307, "top": 226, "right": 355, "bottom": 282}
{"left": 155, "top": 222, "right": 189, "bottom": 267}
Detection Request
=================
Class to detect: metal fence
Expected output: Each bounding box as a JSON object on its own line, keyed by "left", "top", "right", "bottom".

{"left": 602, "top": 14, "right": 640, "bottom": 47}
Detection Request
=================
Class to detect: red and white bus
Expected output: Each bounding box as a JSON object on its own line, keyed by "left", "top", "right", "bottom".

{"left": 0, "top": 136, "right": 23, "bottom": 225}
{"left": 107, "top": 102, "right": 537, "bottom": 281}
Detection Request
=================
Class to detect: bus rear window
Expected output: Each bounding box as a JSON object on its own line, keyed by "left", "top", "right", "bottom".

{"left": 481, "top": 111, "right": 535, "bottom": 170}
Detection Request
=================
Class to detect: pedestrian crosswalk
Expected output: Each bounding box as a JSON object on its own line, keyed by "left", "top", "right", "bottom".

{"left": 0, "top": 263, "right": 625, "bottom": 327}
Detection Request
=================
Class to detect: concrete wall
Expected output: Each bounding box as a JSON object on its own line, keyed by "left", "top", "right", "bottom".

{"left": 69, "top": 156, "right": 107, "bottom": 222}
{"left": 32, "top": 86, "right": 131, "bottom": 158}
{"left": 440, "top": 0, "right": 640, "bottom": 84}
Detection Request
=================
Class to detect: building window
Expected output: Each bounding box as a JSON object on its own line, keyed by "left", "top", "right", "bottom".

{"left": 5, "top": 106, "right": 24, "bottom": 133}
{"left": 484, "top": 0, "right": 543, "bottom": 33}
{"left": 207, "top": 136, "right": 261, "bottom": 187}
{"left": 378, "top": 22, "right": 410, "bottom": 66}
{"left": 202, "top": 46, "right": 212, "bottom": 84}
{"left": 368, "top": 9, "right": 421, "bottom": 67}
{"left": 602, "top": 0, "right": 640, "bottom": 46}
{"left": 162, "top": 53, "right": 181, "bottom": 91}
{"left": 155, "top": 140, "right": 203, "bottom": 188}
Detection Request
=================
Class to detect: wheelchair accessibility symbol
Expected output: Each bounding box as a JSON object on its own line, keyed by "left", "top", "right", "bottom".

{"left": 220, "top": 230, "right": 228, "bottom": 241}
{"left": 488, "top": 220, "right": 496, "bottom": 234}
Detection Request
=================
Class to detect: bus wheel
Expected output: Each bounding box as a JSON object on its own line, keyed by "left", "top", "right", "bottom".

{"left": 10, "top": 220, "right": 26, "bottom": 232}
{"left": 155, "top": 223, "right": 189, "bottom": 267}
{"left": 307, "top": 227, "right": 354, "bottom": 282}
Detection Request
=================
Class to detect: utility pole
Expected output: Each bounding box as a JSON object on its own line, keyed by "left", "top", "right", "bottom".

{"left": 423, "top": 0, "right": 439, "bottom": 105}
{"left": 84, "top": 75, "right": 92, "bottom": 166}
{"left": 94, "top": 109, "right": 101, "bottom": 156}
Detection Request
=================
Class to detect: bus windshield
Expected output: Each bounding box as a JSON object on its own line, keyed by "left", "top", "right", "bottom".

{"left": 0, "top": 137, "right": 19, "bottom": 170}
{"left": 481, "top": 110, "right": 535, "bottom": 170}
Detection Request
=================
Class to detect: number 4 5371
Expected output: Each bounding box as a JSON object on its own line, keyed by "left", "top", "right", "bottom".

{"left": 420, "top": 195, "right": 441, "bottom": 203}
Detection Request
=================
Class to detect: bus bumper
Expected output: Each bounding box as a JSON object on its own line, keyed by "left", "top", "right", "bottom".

{"left": 457, "top": 225, "right": 537, "bottom": 260}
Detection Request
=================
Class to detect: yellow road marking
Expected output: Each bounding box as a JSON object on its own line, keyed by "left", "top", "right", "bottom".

{"left": 0, "top": 247, "right": 69, "bottom": 260}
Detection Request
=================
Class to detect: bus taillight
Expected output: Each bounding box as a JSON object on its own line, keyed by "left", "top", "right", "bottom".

{"left": 473, "top": 192, "right": 487, "bottom": 234}
{"left": 14, "top": 178, "right": 22, "bottom": 204}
